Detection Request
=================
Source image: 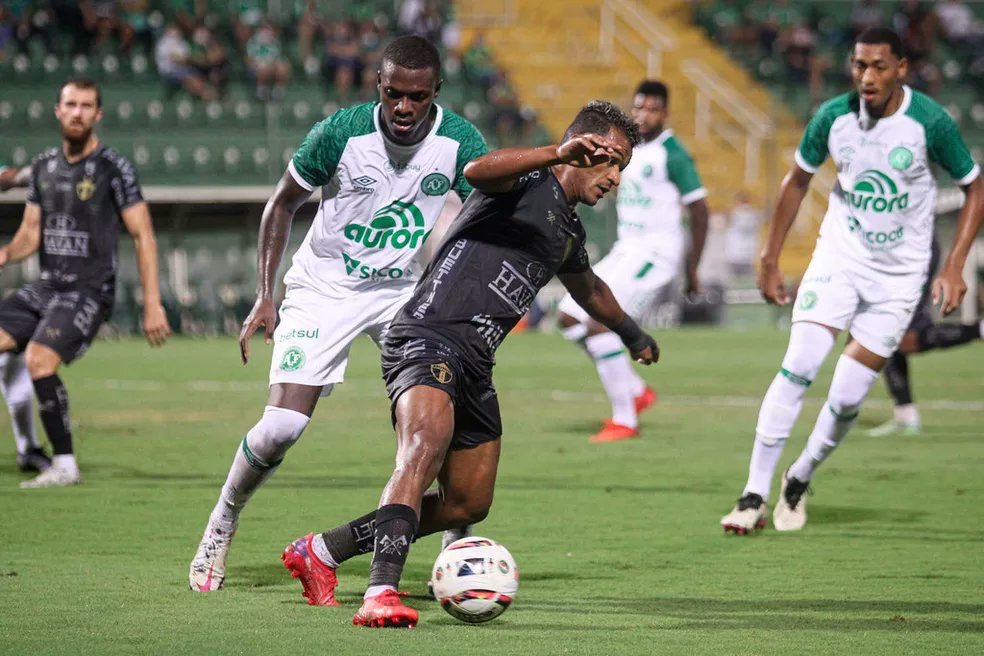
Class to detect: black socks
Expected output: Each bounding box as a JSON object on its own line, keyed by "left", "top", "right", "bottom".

{"left": 367, "top": 504, "right": 419, "bottom": 589}
{"left": 33, "top": 374, "right": 72, "bottom": 456}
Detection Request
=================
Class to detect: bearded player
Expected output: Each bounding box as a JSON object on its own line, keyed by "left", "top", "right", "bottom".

{"left": 557, "top": 80, "right": 708, "bottom": 442}
{"left": 0, "top": 78, "right": 171, "bottom": 488}
{"left": 720, "top": 27, "right": 982, "bottom": 534}
{"left": 188, "top": 36, "right": 488, "bottom": 592}
{"left": 280, "top": 101, "right": 658, "bottom": 627}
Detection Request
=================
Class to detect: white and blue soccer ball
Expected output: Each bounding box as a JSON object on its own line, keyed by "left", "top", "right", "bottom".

{"left": 430, "top": 536, "right": 519, "bottom": 623}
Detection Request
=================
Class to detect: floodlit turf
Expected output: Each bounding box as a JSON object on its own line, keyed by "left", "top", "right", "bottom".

{"left": 1, "top": 328, "right": 982, "bottom": 655}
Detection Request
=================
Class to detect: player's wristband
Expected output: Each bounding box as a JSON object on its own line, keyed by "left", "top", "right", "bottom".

{"left": 611, "top": 315, "right": 649, "bottom": 353}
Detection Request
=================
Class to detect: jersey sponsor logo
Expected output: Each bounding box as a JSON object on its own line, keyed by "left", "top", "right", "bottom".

{"left": 351, "top": 174, "right": 377, "bottom": 193}
{"left": 615, "top": 179, "right": 651, "bottom": 208}
{"left": 798, "top": 290, "right": 818, "bottom": 310}
{"left": 430, "top": 362, "right": 454, "bottom": 384}
{"left": 76, "top": 177, "right": 96, "bottom": 201}
{"left": 420, "top": 172, "right": 451, "bottom": 196}
{"left": 342, "top": 252, "right": 406, "bottom": 280}
{"left": 277, "top": 328, "right": 319, "bottom": 343}
{"left": 343, "top": 201, "right": 430, "bottom": 250}
{"left": 471, "top": 313, "right": 505, "bottom": 349}
{"left": 846, "top": 169, "right": 908, "bottom": 213}
{"left": 888, "top": 147, "right": 913, "bottom": 170}
{"left": 72, "top": 297, "right": 101, "bottom": 334}
{"left": 488, "top": 261, "right": 536, "bottom": 316}
{"left": 279, "top": 346, "right": 305, "bottom": 371}
{"left": 44, "top": 213, "right": 90, "bottom": 257}
{"left": 846, "top": 216, "right": 904, "bottom": 249}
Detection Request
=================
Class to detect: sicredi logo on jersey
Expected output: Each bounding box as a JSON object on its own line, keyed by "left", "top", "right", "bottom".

{"left": 343, "top": 200, "right": 430, "bottom": 250}
{"left": 846, "top": 169, "right": 909, "bottom": 213}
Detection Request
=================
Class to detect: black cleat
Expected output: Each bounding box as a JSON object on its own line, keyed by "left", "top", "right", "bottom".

{"left": 721, "top": 493, "right": 768, "bottom": 534}
{"left": 16, "top": 448, "right": 52, "bottom": 473}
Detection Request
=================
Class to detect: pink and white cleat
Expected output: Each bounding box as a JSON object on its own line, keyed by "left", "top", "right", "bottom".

{"left": 281, "top": 533, "right": 340, "bottom": 606}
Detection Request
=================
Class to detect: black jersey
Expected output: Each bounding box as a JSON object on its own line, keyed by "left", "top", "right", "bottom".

{"left": 386, "top": 168, "right": 590, "bottom": 374}
{"left": 26, "top": 145, "right": 143, "bottom": 295}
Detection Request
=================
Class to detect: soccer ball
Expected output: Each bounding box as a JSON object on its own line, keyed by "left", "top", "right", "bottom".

{"left": 429, "top": 536, "right": 519, "bottom": 623}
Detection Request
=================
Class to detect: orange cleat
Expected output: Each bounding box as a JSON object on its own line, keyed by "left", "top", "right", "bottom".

{"left": 635, "top": 386, "right": 658, "bottom": 414}
{"left": 352, "top": 589, "right": 419, "bottom": 628}
{"left": 589, "top": 420, "right": 639, "bottom": 443}
{"left": 281, "top": 533, "right": 340, "bottom": 606}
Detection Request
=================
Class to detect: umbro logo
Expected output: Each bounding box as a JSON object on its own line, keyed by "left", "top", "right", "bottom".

{"left": 352, "top": 175, "right": 377, "bottom": 193}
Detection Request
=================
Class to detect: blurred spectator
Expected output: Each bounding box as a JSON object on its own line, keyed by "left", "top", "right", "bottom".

{"left": 358, "top": 18, "right": 386, "bottom": 98}
{"left": 850, "top": 0, "right": 885, "bottom": 39}
{"left": 779, "top": 22, "right": 829, "bottom": 102}
{"left": 5, "top": 0, "right": 55, "bottom": 55}
{"left": 188, "top": 24, "right": 229, "bottom": 97}
{"left": 295, "top": 0, "right": 324, "bottom": 67}
{"left": 246, "top": 21, "right": 290, "bottom": 102}
{"left": 50, "top": 0, "right": 94, "bottom": 55}
{"left": 751, "top": 0, "right": 804, "bottom": 55}
{"left": 120, "top": 0, "right": 154, "bottom": 56}
{"left": 400, "top": 0, "right": 443, "bottom": 44}
{"left": 894, "top": 1, "right": 940, "bottom": 95}
{"left": 89, "top": 0, "right": 120, "bottom": 53}
{"left": 167, "top": 0, "right": 207, "bottom": 34}
{"left": 935, "top": 0, "right": 982, "bottom": 45}
{"left": 231, "top": 0, "right": 264, "bottom": 53}
{"left": 155, "top": 23, "right": 217, "bottom": 101}
{"left": 725, "top": 191, "right": 763, "bottom": 278}
{"left": 321, "top": 19, "right": 360, "bottom": 102}
{"left": 462, "top": 32, "right": 498, "bottom": 89}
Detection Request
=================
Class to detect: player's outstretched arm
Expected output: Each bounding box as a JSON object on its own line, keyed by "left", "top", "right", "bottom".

{"left": 0, "top": 203, "right": 41, "bottom": 269}
{"left": 758, "top": 165, "right": 813, "bottom": 305}
{"left": 239, "top": 170, "right": 311, "bottom": 364}
{"left": 0, "top": 166, "right": 30, "bottom": 192}
{"left": 559, "top": 268, "right": 659, "bottom": 365}
{"left": 934, "top": 175, "right": 984, "bottom": 316}
{"left": 122, "top": 202, "right": 171, "bottom": 347}
{"left": 463, "top": 134, "right": 623, "bottom": 193}
{"left": 685, "top": 197, "right": 710, "bottom": 297}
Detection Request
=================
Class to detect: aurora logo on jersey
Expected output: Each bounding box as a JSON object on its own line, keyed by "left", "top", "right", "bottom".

{"left": 342, "top": 252, "right": 406, "bottom": 280}
{"left": 846, "top": 169, "right": 908, "bottom": 213}
{"left": 343, "top": 200, "right": 430, "bottom": 250}
{"left": 615, "top": 179, "right": 651, "bottom": 208}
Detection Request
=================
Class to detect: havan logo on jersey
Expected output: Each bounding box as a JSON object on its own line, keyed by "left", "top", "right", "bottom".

{"left": 343, "top": 200, "right": 431, "bottom": 250}
{"left": 846, "top": 169, "right": 909, "bottom": 213}
{"left": 44, "top": 213, "right": 90, "bottom": 257}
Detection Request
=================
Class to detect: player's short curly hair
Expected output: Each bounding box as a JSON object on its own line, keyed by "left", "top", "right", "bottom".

{"left": 563, "top": 100, "right": 641, "bottom": 147}
{"left": 381, "top": 36, "right": 442, "bottom": 77}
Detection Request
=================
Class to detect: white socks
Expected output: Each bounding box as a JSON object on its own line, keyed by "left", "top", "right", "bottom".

{"left": 788, "top": 355, "right": 879, "bottom": 482}
{"left": 52, "top": 454, "right": 79, "bottom": 474}
{"left": 0, "top": 353, "right": 38, "bottom": 455}
{"left": 210, "top": 405, "right": 311, "bottom": 526}
{"left": 894, "top": 403, "right": 920, "bottom": 426}
{"left": 743, "top": 322, "right": 835, "bottom": 499}
{"left": 584, "top": 332, "right": 643, "bottom": 428}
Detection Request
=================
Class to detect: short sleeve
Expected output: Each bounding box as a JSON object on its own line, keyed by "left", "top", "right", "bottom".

{"left": 110, "top": 155, "right": 144, "bottom": 212}
{"left": 25, "top": 161, "right": 40, "bottom": 205}
{"left": 665, "top": 139, "right": 707, "bottom": 204}
{"left": 795, "top": 112, "right": 832, "bottom": 173}
{"left": 927, "top": 112, "right": 979, "bottom": 185}
{"left": 290, "top": 113, "right": 346, "bottom": 191}
{"left": 558, "top": 239, "right": 590, "bottom": 275}
{"left": 451, "top": 123, "right": 489, "bottom": 202}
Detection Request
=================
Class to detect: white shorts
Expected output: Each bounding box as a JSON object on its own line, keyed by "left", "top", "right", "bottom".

{"left": 557, "top": 245, "right": 678, "bottom": 323}
{"left": 792, "top": 255, "right": 923, "bottom": 358}
{"left": 269, "top": 283, "right": 411, "bottom": 394}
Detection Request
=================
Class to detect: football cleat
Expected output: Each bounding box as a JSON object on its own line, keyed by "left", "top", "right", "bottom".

{"left": 773, "top": 471, "right": 811, "bottom": 532}
{"left": 590, "top": 420, "right": 639, "bottom": 443}
{"left": 635, "top": 386, "right": 658, "bottom": 414}
{"left": 866, "top": 419, "right": 921, "bottom": 437}
{"left": 19, "top": 465, "right": 80, "bottom": 488}
{"left": 16, "top": 448, "right": 52, "bottom": 473}
{"left": 189, "top": 519, "right": 237, "bottom": 591}
{"left": 721, "top": 493, "right": 768, "bottom": 535}
{"left": 353, "top": 589, "right": 418, "bottom": 628}
{"left": 281, "top": 533, "right": 340, "bottom": 606}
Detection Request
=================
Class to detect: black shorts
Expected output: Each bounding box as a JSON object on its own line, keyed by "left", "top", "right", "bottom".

{"left": 0, "top": 283, "right": 112, "bottom": 364}
{"left": 381, "top": 336, "right": 502, "bottom": 450}
{"left": 907, "top": 238, "right": 941, "bottom": 334}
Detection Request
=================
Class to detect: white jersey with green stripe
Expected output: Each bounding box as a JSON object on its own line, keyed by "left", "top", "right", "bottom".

{"left": 286, "top": 102, "right": 488, "bottom": 293}
{"left": 613, "top": 129, "right": 707, "bottom": 262}
{"left": 796, "top": 85, "right": 979, "bottom": 276}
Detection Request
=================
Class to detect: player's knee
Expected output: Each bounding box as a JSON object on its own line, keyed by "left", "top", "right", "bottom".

{"left": 781, "top": 322, "right": 836, "bottom": 381}
{"left": 24, "top": 344, "right": 60, "bottom": 379}
{"left": 246, "top": 405, "right": 310, "bottom": 459}
{"left": 826, "top": 355, "right": 879, "bottom": 416}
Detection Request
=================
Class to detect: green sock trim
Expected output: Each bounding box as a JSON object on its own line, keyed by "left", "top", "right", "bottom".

{"left": 634, "top": 262, "right": 654, "bottom": 279}
{"left": 596, "top": 349, "right": 625, "bottom": 361}
{"left": 780, "top": 368, "right": 812, "bottom": 387}
{"left": 828, "top": 405, "right": 859, "bottom": 422}
{"left": 241, "top": 437, "right": 282, "bottom": 471}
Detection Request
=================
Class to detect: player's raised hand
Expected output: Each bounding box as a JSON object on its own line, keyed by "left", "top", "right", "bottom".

{"left": 932, "top": 266, "right": 967, "bottom": 317}
{"left": 239, "top": 296, "right": 277, "bottom": 364}
{"left": 556, "top": 134, "right": 621, "bottom": 168}
{"left": 758, "top": 262, "right": 790, "bottom": 305}
{"left": 142, "top": 303, "right": 171, "bottom": 347}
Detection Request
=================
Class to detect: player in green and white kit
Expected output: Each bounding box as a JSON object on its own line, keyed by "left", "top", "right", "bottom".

{"left": 558, "top": 80, "right": 708, "bottom": 442}
{"left": 721, "top": 27, "right": 983, "bottom": 534}
{"left": 189, "top": 37, "right": 488, "bottom": 591}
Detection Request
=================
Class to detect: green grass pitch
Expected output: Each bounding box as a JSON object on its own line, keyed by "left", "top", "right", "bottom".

{"left": 1, "top": 328, "right": 982, "bottom": 655}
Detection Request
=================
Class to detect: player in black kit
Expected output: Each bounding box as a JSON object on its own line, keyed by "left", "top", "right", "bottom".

{"left": 0, "top": 79, "right": 171, "bottom": 488}
{"left": 284, "top": 101, "right": 658, "bottom": 628}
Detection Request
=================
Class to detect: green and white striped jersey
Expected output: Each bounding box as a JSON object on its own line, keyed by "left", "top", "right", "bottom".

{"left": 614, "top": 129, "right": 706, "bottom": 261}
{"left": 796, "top": 85, "right": 979, "bottom": 276}
{"left": 286, "top": 102, "right": 488, "bottom": 292}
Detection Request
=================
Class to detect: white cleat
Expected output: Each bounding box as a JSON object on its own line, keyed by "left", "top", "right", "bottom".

{"left": 721, "top": 493, "right": 768, "bottom": 535}
{"left": 866, "top": 419, "right": 921, "bottom": 437}
{"left": 19, "top": 466, "right": 81, "bottom": 489}
{"left": 773, "top": 471, "right": 810, "bottom": 532}
{"left": 189, "top": 520, "right": 237, "bottom": 591}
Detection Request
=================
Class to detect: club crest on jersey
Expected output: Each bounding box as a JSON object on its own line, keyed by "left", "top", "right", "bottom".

{"left": 888, "top": 146, "right": 913, "bottom": 170}
{"left": 798, "top": 291, "right": 818, "bottom": 310}
{"left": 420, "top": 172, "right": 451, "bottom": 196}
{"left": 846, "top": 169, "right": 908, "bottom": 213}
{"left": 279, "top": 346, "right": 305, "bottom": 372}
{"left": 76, "top": 177, "right": 96, "bottom": 201}
{"left": 430, "top": 362, "right": 453, "bottom": 384}
{"left": 343, "top": 201, "right": 430, "bottom": 250}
